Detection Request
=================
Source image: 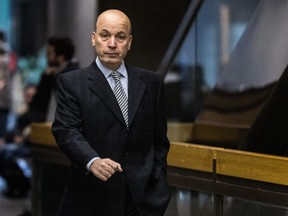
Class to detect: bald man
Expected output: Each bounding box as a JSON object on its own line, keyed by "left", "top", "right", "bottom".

{"left": 52, "top": 9, "right": 171, "bottom": 216}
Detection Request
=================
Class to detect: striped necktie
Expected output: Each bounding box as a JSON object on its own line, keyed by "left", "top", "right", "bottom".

{"left": 111, "top": 71, "right": 129, "bottom": 128}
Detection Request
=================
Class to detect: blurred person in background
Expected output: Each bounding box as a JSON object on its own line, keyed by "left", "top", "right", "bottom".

{"left": 0, "top": 31, "right": 11, "bottom": 146}
{"left": 0, "top": 84, "right": 37, "bottom": 199}
{"left": 0, "top": 36, "right": 78, "bottom": 200}
{"left": 29, "top": 36, "right": 79, "bottom": 123}
{"left": 11, "top": 84, "right": 37, "bottom": 144}
{"left": 2, "top": 36, "right": 79, "bottom": 147}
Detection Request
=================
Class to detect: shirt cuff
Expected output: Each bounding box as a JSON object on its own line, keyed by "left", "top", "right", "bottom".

{"left": 86, "top": 157, "right": 100, "bottom": 171}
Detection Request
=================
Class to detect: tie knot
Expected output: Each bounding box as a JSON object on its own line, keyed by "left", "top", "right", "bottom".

{"left": 111, "top": 71, "right": 121, "bottom": 82}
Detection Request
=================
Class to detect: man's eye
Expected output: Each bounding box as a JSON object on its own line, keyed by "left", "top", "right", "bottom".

{"left": 100, "top": 34, "right": 109, "bottom": 39}
{"left": 116, "top": 35, "right": 127, "bottom": 41}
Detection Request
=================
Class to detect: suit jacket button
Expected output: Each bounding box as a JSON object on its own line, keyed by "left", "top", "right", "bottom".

{"left": 122, "top": 174, "right": 126, "bottom": 181}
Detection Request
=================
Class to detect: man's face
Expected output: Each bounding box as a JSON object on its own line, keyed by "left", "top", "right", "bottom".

{"left": 91, "top": 11, "right": 133, "bottom": 70}
{"left": 46, "top": 45, "right": 58, "bottom": 67}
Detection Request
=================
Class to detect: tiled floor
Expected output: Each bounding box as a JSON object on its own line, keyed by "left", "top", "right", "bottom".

{"left": 0, "top": 177, "right": 30, "bottom": 216}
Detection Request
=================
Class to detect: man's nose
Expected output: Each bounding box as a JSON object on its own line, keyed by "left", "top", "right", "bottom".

{"left": 108, "top": 37, "right": 116, "bottom": 48}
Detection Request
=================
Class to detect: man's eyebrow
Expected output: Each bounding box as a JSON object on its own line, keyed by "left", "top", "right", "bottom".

{"left": 99, "top": 29, "right": 128, "bottom": 35}
{"left": 99, "top": 29, "right": 109, "bottom": 32}
{"left": 117, "top": 31, "right": 128, "bottom": 35}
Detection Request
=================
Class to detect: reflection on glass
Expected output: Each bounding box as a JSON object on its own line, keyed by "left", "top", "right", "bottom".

{"left": 217, "top": 1, "right": 288, "bottom": 91}
{"left": 224, "top": 197, "right": 288, "bottom": 216}
{"left": 164, "top": 188, "right": 288, "bottom": 216}
{"left": 165, "top": 188, "right": 213, "bottom": 216}
{"left": 164, "top": 0, "right": 261, "bottom": 123}
{"left": 197, "top": 0, "right": 288, "bottom": 130}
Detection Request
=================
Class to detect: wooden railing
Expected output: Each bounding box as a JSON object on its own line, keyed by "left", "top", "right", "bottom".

{"left": 30, "top": 123, "right": 288, "bottom": 216}
{"left": 168, "top": 142, "right": 288, "bottom": 186}
{"left": 30, "top": 122, "right": 288, "bottom": 187}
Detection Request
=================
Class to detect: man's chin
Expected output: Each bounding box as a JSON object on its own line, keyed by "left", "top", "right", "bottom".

{"left": 101, "top": 59, "right": 121, "bottom": 69}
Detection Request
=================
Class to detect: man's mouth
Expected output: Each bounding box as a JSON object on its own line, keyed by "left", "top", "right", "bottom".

{"left": 106, "top": 53, "right": 118, "bottom": 56}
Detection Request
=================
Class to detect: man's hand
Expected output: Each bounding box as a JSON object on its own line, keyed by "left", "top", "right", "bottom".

{"left": 90, "top": 158, "right": 123, "bottom": 181}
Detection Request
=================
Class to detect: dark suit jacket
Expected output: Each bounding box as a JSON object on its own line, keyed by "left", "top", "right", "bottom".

{"left": 52, "top": 62, "right": 171, "bottom": 216}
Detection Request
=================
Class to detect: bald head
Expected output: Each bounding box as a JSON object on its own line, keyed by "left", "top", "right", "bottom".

{"left": 96, "top": 9, "right": 132, "bottom": 34}
{"left": 91, "top": 9, "right": 133, "bottom": 70}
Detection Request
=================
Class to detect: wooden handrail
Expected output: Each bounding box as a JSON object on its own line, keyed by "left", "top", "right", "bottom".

{"left": 167, "top": 142, "right": 218, "bottom": 172}
{"left": 30, "top": 123, "right": 288, "bottom": 186}
{"left": 168, "top": 142, "right": 288, "bottom": 186}
{"left": 30, "top": 123, "right": 56, "bottom": 146}
{"left": 216, "top": 148, "right": 288, "bottom": 186}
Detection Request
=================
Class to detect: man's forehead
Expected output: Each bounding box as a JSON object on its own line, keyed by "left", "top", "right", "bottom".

{"left": 96, "top": 10, "right": 131, "bottom": 33}
{"left": 97, "top": 22, "right": 130, "bottom": 34}
{"left": 97, "top": 23, "right": 129, "bottom": 30}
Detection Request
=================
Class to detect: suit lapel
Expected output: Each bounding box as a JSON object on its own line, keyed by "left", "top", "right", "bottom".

{"left": 87, "top": 62, "right": 146, "bottom": 128}
{"left": 127, "top": 64, "right": 146, "bottom": 127}
{"left": 87, "top": 62, "right": 126, "bottom": 126}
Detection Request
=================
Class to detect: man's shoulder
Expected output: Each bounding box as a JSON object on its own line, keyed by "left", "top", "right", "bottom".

{"left": 126, "top": 64, "right": 161, "bottom": 80}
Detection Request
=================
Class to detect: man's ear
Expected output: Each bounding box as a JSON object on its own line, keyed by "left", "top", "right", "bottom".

{"left": 128, "top": 35, "right": 133, "bottom": 51}
{"left": 91, "top": 32, "right": 96, "bottom": 46}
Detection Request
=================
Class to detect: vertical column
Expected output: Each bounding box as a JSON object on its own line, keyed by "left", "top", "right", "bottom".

{"left": 47, "top": 0, "right": 97, "bottom": 67}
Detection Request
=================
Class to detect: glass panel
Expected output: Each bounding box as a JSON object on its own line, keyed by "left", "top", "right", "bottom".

{"left": 165, "top": 188, "right": 214, "bottom": 216}
{"left": 223, "top": 197, "right": 288, "bottom": 216}
{"left": 164, "top": 0, "right": 261, "bottom": 122}
{"left": 197, "top": 1, "right": 288, "bottom": 130}
{"left": 164, "top": 188, "right": 288, "bottom": 216}
{"left": 217, "top": 1, "right": 288, "bottom": 91}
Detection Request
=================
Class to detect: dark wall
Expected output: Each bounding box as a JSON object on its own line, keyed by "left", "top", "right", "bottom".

{"left": 99, "top": 0, "right": 190, "bottom": 71}
{"left": 11, "top": 0, "right": 189, "bottom": 66}
{"left": 11, "top": 0, "right": 47, "bottom": 56}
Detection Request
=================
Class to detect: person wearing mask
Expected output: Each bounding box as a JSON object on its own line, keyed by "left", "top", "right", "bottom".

{"left": 52, "top": 9, "right": 171, "bottom": 216}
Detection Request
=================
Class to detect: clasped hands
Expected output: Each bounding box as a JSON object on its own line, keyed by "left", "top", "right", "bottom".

{"left": 90, "top": 158, "right": 123, "bottom": 181}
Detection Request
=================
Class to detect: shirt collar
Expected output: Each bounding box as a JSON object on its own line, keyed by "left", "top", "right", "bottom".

{"left": 96, "top": 57, "right": 128, "bottom": 78}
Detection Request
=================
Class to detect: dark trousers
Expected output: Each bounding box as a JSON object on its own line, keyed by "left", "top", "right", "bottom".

{"left": 124, "top": 188, "right": 139, "bottom": 216}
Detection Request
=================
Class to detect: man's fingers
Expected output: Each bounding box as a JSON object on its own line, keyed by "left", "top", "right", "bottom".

{"left": 116, "top": 164, "right": 123, "bottom": 172}
{"left": 99, "top": 168, "right": 112, "bottom": 178}
{"left": 95, "top": 172, "right": 108, "bottom": 182}
{"left": 92, "top": 167, "right": 111, "bottom": 181}
{"left": 101, "top": 163, "right": 116, "bottom": 175}
{"left": 90, "top": 158, "right": 123, "bottom": 181}
{"left": 106, "top": 159, "right": 123, "bottom": 173}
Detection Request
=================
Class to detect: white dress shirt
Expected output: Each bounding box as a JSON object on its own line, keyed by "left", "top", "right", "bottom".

{"left": 96, "top": 57, "right": 128, "bottom": 97}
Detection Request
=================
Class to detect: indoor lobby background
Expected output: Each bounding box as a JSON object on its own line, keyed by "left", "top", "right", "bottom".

{"left": 1, "top": 0, "right": 288, "bottom": 216}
